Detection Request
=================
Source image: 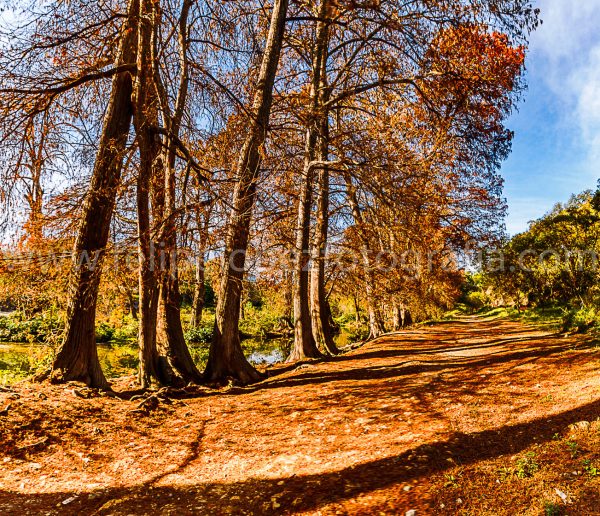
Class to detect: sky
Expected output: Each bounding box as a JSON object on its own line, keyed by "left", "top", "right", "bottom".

{"left": 502, "top": 0, "right": 600, "bottom": 235}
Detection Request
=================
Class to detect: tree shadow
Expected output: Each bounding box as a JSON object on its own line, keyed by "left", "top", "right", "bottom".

{"left": 2, "top": 397, "right": 599, "bottom": 515}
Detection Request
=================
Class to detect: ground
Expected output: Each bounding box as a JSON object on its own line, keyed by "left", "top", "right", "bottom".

{"left": 1, "top": 315, "right": 600, "bottom": 515}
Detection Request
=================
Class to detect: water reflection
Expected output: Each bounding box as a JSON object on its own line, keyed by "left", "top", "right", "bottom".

{"left": 0, "top": 337, "right": 294, "bottom": 384}
{"left": 1, "top": 333, "right": 349, "bottom": 384}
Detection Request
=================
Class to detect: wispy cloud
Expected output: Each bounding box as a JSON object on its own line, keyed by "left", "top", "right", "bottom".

{"left": 534, "top": 0, "right": 600, "bottom": 164}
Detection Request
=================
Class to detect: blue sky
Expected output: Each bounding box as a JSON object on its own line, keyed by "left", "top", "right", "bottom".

{"left": 502, "top": 0, "right": 600, "bottom": 234}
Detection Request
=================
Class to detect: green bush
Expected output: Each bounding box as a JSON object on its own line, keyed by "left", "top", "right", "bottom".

{"left": 239, "top": 303, "right": 281, "bottom": 338}
{"left": 561, "top": 306, "right": 600, "bottom": 333}
{"left": 0, "top": 311, "right": 63, "bottom": 344}
{"left": 464, "top": 291, "right": 487, "bottom": 312}
{"left": 342, "top": 320, "right": 369, "bottom": 343}
{"left": 95, "top": 322, "right": 115, "bottom": 343}
{"left": 185, "top": 325, "right": 214, "bottom": 344}
{"left": 112, "top": 316, "right": 139, "bottom": 342}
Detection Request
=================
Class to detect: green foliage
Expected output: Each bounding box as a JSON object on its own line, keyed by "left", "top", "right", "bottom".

{"left": 583, "top": 459, "right": 599, "bottom": 477}
{"left": 464, "top": 291, "right": 487, "bottom": 312}
{"left": 497, "top": 453, "right": 540, "bottom": 482}
{"left": 0, "top": 311, "right": 62, "bottom": 344}
{"left": 95, "top": 322, "right": 115, "bottom": 343}
{"left": 443, "top": 473, "right": 459, "bottom": 488}
{"left": 565, "top": 440, "right": 579, "bottom": 458}
{"left": 341, "top": 320, "right": 370, "bottom": 343}
{"left": 185, "top": 325, "right": 214, "bottom": 344}
{"left": 239, "top": 302, "right": 281, "bottom": 338}
{"left": 481, "top": 189, "right": 600, "bottom": 317}
{"left": 515, "top": 452, "right": 539, "bottom": 479}
{"left": 543, "top": 502, "right": 563, "bottom": 516}
{"left": 0, "top": 342, "right": 54, "bottom": 385}
{"left": 111, "top": 316, "right": 139, "bottom": 343}
{"left": 561, "top": 306, "right": 600, "bottom": 333}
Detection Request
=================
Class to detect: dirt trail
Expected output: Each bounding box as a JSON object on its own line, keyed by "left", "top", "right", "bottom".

{"left": 1, "top": 316, "right": 599, "bottom": 515}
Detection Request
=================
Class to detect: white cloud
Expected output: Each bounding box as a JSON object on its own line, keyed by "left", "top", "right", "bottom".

{"left": 533, "top": 0, "right": 600, "bottom": 164}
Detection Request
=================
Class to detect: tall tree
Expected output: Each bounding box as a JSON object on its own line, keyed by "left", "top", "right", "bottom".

{"left": 51, "top": 0, "right": 139, "bottom": 388}
{"left": 206, "top": 0, "right": 290, "bottom": 384}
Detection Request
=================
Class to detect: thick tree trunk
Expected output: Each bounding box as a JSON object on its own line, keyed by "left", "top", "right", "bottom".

{"left": 309, "top": 0, "right": 338, "bottom": 356}
{"left": 310, "top": 125, "right": 339, "bottom": 355}
{"left": 50, "top": 0, "right": 138, "bottom": 389}
{"left": 157, "top": 277, "right": 203, "bottom": 384}
{"left": 149, "top": 0, "right": 201, "bottom": 385}
{"left": 289, "top": 0, "right": 330, "bottom": 362}
{"left": 403, "top": 308, "right": 413, "bottom": 327}
{"left": 134, "top": 0, "right": 165, "bottom": 388}
{"left": 206, "top": 0, "right": 289, "bottom": 385}
{"left": 289, "top": 151, "right": 322, "bottom": 362}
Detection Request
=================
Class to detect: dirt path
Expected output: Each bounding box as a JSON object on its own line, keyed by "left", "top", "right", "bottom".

{"left": 1, "top": 316, "right": 599, "bottom": 515}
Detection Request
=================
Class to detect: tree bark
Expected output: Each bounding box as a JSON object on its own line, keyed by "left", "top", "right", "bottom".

{"left": 288, "top": 0, "right": 331, "bottom": 362}
{"left": 353, "top": 292, "right": 361, "bottom": 323}
{"left": 191, "top": 252, "right": 206, "bottom": 328}
{"left": 344, "top": 172, "right": 386, "bottom": 340}
{"left": 206, "top": 0, "right": 289, "bottom": 385}
{"left": 50, "top": 0, "right": 138, "bottom": 389}
{"left": 310, "top": 121, "right": 339, "bottom": 355}
{"left": 134, "top": 0, "right": 167, "bottom": 388}
{"left": 289, "top": 154, "right": 322, "bottom": 361}
{"left": 153, "top": 0, "right": 202, "bottom": 385}
{"left": 392, "top": 305, "right": 402, "bottom": 331}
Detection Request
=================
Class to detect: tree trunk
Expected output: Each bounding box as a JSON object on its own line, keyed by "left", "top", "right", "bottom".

{"left": 289, "top": 153, "right": 322, "bottom": 362}
{"left": 157, "top": 277, "right": 203, "bottom": 384}
{"left": 392, "top": 305, "right": 402, "bottom": 331}
{"left": 402, "top": 308, "right": 413, "bottom": 327}
{"left": 206, "top": 0, "right": 289, "bottom": 385}
{"left": 310, "top": 124, "right": 339, "bottom": 355}
{"left": 353, "top": 293, "right": 361, "bottom": 323}
{"left": 289, "top": 0, "right": 331, "bottom": 362}
{"left": 50, "top": 0, "right": 138, "bottom": 389}
{"left": 363, "top": 257, "right": 386, "bottom": 339}
{"left": 191, "top": 252, "right": 205, "bottom": 327}
{"left": 344, "top": 172, "right": 385, "bottom": 340}
{"left": 148, "top": 0, "right": 201, "bottom": 385}
{"left": 134, "top": 0, "right": 165, "bottom": 388}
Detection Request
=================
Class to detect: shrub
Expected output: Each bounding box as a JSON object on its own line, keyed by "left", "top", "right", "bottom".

{"left": 515, "top": 452, "right": 539, "bottom": 479}
{"left": 0, "top": 311, "right": 63, "bottom": 344}
{"left": 112, "top": 316, "right": 139, "bottom": 343}
{"left": 95, "top": 322, "right": 115, "bottom": 343}
{"left": 185, "top": 325, "right": 214, "bottom": 344}
{"left": 562, "top": 306, "right": 600, "bottom": 333}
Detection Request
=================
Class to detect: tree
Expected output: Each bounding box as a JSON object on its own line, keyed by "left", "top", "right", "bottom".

{"left": 206, "top": 0, "right": 290, "bottom": 384}
{"left": 51, "top": 0, "right": 139, "bottom": 388}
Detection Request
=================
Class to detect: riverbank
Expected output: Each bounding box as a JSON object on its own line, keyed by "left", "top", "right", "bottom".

{"left": 1, "top": 315, "right": 600, "bottom": 514}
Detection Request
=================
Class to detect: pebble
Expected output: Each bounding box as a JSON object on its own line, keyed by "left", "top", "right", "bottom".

{"left": 406, "top": 510, "right": 416, "bottom": 516}
{"left": 555, "top": 488, "right": 568, "bottom": 503}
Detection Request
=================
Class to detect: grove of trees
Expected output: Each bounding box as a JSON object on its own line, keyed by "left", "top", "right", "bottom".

{"left": 0, "top": 0, "right": 539, "bottom": 388}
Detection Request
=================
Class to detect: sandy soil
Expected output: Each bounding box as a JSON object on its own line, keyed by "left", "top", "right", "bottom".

{"left": 1, "top": 316, "right": 599, "bottom": 515}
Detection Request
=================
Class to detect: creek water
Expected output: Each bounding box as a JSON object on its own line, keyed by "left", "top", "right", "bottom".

{"left": 0, "top": 336, "right": 333, "bottom": 384}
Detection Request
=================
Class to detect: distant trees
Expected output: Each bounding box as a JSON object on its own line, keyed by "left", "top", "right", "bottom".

{"left": 0, "top": 0, "right": 538, "bottom": 388}
{"left": 482, "top": 190, "right": 600, "bottom": 309}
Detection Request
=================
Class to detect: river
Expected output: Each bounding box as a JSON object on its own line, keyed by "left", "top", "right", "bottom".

{"left": 0, "top": 335, "right": 350, "bottom": 385}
